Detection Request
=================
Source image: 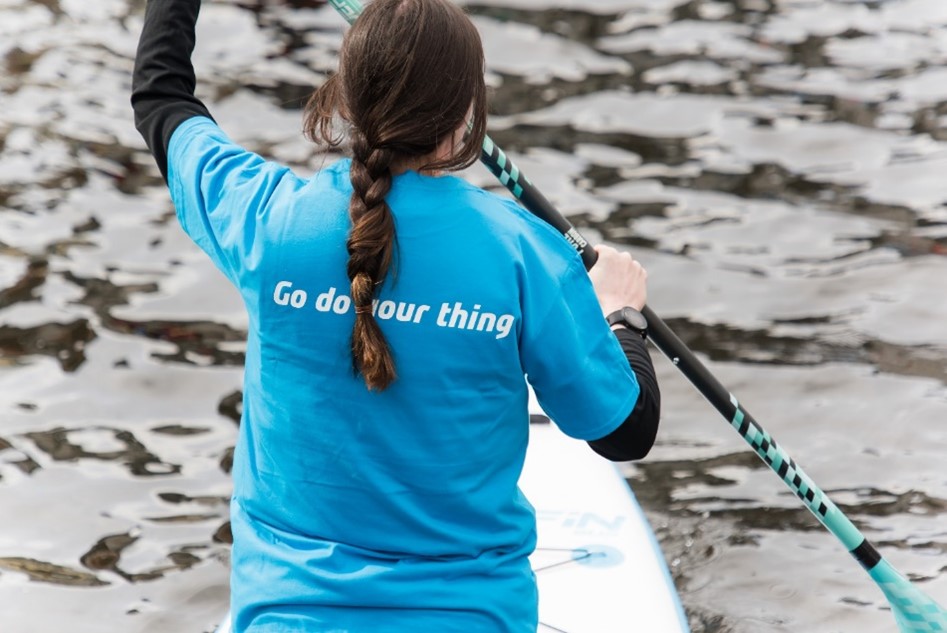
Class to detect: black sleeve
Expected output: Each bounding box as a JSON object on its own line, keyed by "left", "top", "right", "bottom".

{"left": 587, "top": 328, "right": 661, "bottom": 462}
{"left": 131, "top": 0, "right": 214, "bottom": 181}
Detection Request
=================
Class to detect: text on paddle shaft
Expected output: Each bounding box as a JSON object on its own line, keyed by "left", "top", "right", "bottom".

{"left": 273, "top": 281, "right": 515, "bottom": 339}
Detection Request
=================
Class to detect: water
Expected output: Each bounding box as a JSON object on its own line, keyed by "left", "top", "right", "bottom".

{"left": 1, "top": 0, "right": 946, "bottom": 631}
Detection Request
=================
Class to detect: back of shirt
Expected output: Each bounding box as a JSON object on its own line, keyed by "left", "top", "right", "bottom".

{"left": 168, "top": 117, "right": 639, "bottom": 632}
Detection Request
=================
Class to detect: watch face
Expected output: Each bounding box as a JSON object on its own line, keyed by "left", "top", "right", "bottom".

{"left": 621, "top": 307, "right": 648, "bottom": 331}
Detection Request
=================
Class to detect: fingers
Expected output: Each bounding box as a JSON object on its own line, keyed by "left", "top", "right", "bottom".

{"left": 588, "top": 243, "right": 649, "bottom": 314}
{"left": 594, "top": 244, "right": 645, "bottom": 276}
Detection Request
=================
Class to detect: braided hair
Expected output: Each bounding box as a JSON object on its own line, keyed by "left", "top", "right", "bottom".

{"left": 303, "top": 0, "right": 487, "bottom": 391}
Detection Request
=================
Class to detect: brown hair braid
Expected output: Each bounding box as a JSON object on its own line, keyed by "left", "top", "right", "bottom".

{"left": 303, "top": 0, "right": 487, "bottom": 391}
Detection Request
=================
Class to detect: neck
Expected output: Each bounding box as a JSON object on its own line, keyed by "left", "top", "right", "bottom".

{"left": 391, "top": 157, "right": 443, "bottom": 176}
{"left": 389, "top": 130, "right": 458, "bottom": 176}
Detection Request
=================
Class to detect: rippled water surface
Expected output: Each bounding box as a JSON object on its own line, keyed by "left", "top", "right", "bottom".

{"left": 2, "top": 0, "right": 947, "bottom": 631}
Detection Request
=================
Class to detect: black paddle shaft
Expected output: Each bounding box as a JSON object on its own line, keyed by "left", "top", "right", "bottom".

{"left": 479, "top": 137, "right": 749, "bottom": 426}
{"left": 641, "top": 307, "right": 740, "bottom": 420}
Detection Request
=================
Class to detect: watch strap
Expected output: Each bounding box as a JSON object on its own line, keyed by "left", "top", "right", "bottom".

{"left": 605, "top": 307, "right": 648, "bottom": 339}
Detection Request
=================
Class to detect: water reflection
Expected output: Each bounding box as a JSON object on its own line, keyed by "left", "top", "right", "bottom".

{"left": 1, "top": 0, "right": 946, "bottom": 631}
{"left": 0, "top": 557, "right": 109, "bottom": 587}
{"left": 25, "top": 426, "right": 181, "bottom": 476}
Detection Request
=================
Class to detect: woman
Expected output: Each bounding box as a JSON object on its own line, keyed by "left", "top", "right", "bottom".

{"left": 131, "top": 0, "right": 660, "bottom": 630}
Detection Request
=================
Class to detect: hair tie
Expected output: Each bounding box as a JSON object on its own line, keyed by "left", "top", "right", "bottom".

{"left": 354, "top": 305, "right": 373, "bottom": 315}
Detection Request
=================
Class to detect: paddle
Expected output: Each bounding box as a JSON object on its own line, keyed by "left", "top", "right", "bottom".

{"left": 325, "top": 0, "right": 947, "bottom": 629}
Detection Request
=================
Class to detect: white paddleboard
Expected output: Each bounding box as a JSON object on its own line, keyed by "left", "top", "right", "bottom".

{"left": 525, "top": 416, "right": 689, "bottom": 632}
{"left": 215, "top": 418, "right": 689, "bottom": 633}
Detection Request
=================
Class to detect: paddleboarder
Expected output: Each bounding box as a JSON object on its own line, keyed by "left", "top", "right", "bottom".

{"left": 131, "top": 0, "right": 662, "bottom": 630}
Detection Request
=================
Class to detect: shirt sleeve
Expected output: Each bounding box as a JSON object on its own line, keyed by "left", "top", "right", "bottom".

{"left": 520, "top": 251, "right": 641, "bottom": 441}
{"left": 587, "top": 330, "right": 660, "bottom": 461}
{"left": 166, "top": 116, "right": 301, "bottom": 285}
{"left": 131, "top": 0, "right": 212, "bottom": 181}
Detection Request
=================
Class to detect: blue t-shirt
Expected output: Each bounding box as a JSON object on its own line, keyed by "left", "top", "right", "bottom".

{"left": 167, "top": 116, "right": 639, "bottom": 632}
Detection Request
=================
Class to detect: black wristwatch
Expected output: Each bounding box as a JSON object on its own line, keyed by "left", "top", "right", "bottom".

{"left": 606, "top": 307, "right": 648, "bottom": 339}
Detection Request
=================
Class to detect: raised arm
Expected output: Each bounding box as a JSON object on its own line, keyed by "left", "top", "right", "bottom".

{"left": 131, "top": 0, "right": 213, "bottom": 180}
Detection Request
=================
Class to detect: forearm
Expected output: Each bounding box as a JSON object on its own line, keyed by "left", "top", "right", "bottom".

{"left": 587, "top": 329, "right": 661, "bottom": 461}
{"left": 131, "top": 0, "right": 213, "bottom": 181}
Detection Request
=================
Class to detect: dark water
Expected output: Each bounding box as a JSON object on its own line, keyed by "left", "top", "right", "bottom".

{"left": 2, "top": 0, "right": 947, "bottom": 631}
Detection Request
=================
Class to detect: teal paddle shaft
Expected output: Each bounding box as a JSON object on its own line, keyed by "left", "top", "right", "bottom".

{"left": 326, "top": 0, "right": 947, "bottom": 629}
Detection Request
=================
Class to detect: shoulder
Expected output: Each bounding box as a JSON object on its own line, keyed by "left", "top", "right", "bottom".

{"left": 167, "top": 116, "right": 328, "bottom": 192}
{"left": 167, "top": 116, "right": 264, "bottom": 178}
{"left": 314, "top": 157, "right": 354, "bottom": 189}
{"left": 455, "top": 182, "right": 585, "bottom": 277}
{"left": 168, "top": 115, "right": 227, "bottom": 153}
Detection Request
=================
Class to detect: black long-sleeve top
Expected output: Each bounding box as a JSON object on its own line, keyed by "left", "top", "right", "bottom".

{"left": 131, "top": 0, "right": 212, "bottom": 181}
{"left": 130, "top": 0, "right": 661, "bottom": 462}
{"left": 587, "top": 328, "right": 660, "bottom": 461}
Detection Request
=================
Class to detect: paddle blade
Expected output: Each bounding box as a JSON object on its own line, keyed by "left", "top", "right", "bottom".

{"left": 870, "top": 559, "right": 947, "bottom": 631}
